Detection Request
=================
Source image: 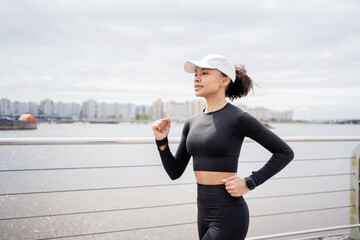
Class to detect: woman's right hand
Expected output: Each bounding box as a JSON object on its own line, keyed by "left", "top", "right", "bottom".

{"left": 152, "top": 117, "right": 171, "bottom": 140}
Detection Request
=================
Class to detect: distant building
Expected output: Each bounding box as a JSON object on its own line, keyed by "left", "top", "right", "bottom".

{"left": 166, "top": 101, "right": 188, "bottom": 121}
{"left": 82, "top": 99, "right": 97, "bottom": 119}
{"left": 270, "top": 110, "right": 293, "bottom": 121}
{"left": 152, "top": 99, "right": 164, "bottom": 120}
{"left": 248, "top": 106, "right": 272, "bottom": 121}
{"left": 188, "top": 99, "right": 206, "bottom": 117}
{"left": 0, "top": 98, "right": 11, "bottom": 115}
{"left": 53, "top": 102, "right": 61, "bottom": 116}
{"left": 94, "top": 102, "right": 137, "bottom": 120}
{"left": 163, "top": 99, "right": 206, "bottom": 121}
{"left": 39, "top": 99, "right": 54, "bottom": 116}
{"left": 116, "top": 103, "right": 136, "bottom": 120}
{"left": 53, "top": 102, "right": 81, "bottom": 117}
{"left": 70, "top": 102, "right": 82, "bottom": 118}
{"left": 234, "top": 103, "right": 293, "bottom": 121}
{"left": 136, "top": 105, "right": 152, "bottom": 116}
{"left": 98, "top": 102, "right": 115, "bottom": 119}
{"left": 28, "top": 102, "right": 38, "bottom": 115}
{"left": 13, "top": 101, "right": 29, "bottom": 115}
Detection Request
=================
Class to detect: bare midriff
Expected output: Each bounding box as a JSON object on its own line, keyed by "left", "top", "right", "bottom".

{"left": 194, "top": 171, "right": 237, "bottom": 185}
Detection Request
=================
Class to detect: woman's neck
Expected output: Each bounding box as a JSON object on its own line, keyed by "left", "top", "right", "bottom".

{"left": 204, "top": 96, "right": 228, "bottom": 113}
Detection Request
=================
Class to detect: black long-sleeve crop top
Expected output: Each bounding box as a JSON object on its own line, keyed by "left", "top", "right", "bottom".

{"left": 155, "top": 102, "right": 294, "bottom": 188}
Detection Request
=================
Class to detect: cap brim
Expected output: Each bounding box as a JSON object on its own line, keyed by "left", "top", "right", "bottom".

{"left": 184, "top": 60, "right": 215, "bottom": 73}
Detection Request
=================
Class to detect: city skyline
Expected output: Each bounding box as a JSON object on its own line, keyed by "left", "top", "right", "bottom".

{"left": 1, "top": 1, "right": 359, "bottom": 121}
{"left": 0, "top": 96, "right": 358, "bottom": 121}
{"left": 1, "top": 97, "right": 294, "bottom": 123}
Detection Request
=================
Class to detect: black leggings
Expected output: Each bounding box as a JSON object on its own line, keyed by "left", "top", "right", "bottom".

{"left": 197, "top": 183, "right": 249, "bottom": 240}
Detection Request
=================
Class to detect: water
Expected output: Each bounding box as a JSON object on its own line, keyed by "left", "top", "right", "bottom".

{"left": 0, "top": 122, "right": 359, "bottom": 239}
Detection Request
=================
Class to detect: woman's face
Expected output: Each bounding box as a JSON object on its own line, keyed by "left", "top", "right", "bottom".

{"left": 193, "top": 67, "right": 229, "bottom": 98}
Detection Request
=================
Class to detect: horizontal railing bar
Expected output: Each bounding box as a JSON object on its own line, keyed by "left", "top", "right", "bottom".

{"left": 272, "top": 173, "right": 353, "bottom": 180}
{"left": 0, "top": 157, "right": 353, "bottom": 172}
{"left": 0, "top": 174, "right": 352, "bottom": 196}
{"left": 247, "top": 189, "right": 353, "bottom": 200}
{"left": 241, "top": 157, "right": 354, "bottom": 164}
{"left": 293, "top": 156, "right": 355, "bottom": 162}
{"left": 290, "top": 233, "right": 350, "bottom": 240}
{"left": 36, "top": 221, "right": 197, "bottom": 240}
{"left": 287, "top": 156, "right": 354, "bottom": 162}
{"left": 0, "top": 202, "right": 197, "bottom": 221}
{"left": 246, "top": 224, "right": 360, "bottom": 240}
{"left": 0, "top": 182, "right": 196, "bottom": 197}
{"left": 34, "top": 208, "right": 357, "bottom": 240}
{"left": 0, "top": 164, "right": 164, "bottom": 172}
{"left": 0, "top": 136, "right": 359, "bottom": 146}
{"left": 251, "top": 205, "right": 353, "bottom": 218}
{"left": 242, "top": 157, "right": 353, "bottom": 164}
{"left": 1, "top": 189, "right": 352, "bottom": 221}
{"left": 0, "top": 137, "right": 158, "bottom": 146}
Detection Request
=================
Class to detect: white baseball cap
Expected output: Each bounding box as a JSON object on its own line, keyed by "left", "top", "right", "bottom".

{"left": 184, "top": 54, "right": 236, "bottom": 81}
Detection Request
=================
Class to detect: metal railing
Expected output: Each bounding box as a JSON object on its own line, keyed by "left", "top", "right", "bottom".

{"left": 0, "top": 136, "right": 360, "bottom": 240}
{"left": 1, "top": 136, "right": 360, "bottom": 145}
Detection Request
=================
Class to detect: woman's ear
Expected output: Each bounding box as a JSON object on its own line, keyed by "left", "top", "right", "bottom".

{"left": 221, "top": 77, "right": 231, "bottom": 86}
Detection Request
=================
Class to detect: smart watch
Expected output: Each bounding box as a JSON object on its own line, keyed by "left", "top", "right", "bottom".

{"left": 245, "top": 177, "right": 256, "bottom": 190}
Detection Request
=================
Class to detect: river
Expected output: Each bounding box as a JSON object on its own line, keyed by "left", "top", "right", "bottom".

{"left": 0, "top": 122, "right": 359, "bottom": 239}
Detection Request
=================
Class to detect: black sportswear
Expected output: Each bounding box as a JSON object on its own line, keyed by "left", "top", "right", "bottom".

{"left": 197, "top": 183, "right": 249, "bottom": 240}
{"left": 155, "top": 102, "right": 294, "bottom": 188}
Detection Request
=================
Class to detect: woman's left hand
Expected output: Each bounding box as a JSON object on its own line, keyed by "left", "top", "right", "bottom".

{"left": 222, "top": 175, "right": 250, "bottom": 197}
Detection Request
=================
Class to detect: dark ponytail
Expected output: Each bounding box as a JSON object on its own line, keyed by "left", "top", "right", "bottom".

{"left": 225, "top": 65, "right": 254, "bottom": 101}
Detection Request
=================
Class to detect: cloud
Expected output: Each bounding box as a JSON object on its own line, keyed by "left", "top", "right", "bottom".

{"left": 0, "top": 0, "right": 359, "bottom": 120}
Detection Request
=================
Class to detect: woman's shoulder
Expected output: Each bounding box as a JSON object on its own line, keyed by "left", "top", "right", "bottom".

{"left": 227, "top": 103, "right": 252, "bottom": 120}
{"left": 226, "top": 103, "right": 263, "bottom": 131}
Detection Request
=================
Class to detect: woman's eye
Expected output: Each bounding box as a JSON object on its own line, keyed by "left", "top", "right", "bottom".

{"left": 194, "top": 72, "right": 207, "bottom": 77}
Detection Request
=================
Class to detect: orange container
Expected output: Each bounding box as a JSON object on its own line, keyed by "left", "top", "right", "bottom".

{"left": 19, "top": 114, "right": 35, "bottom": 122}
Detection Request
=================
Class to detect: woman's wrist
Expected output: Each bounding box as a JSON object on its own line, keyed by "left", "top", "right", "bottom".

{"left": 245, "top": 176, "right": 256, "bottom": 190}
{"left": 155, "top": 136, "right": 168, "bottom": 149}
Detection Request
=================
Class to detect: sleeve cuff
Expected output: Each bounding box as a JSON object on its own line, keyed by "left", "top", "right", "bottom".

{"left": 155, "top": 137, "right": 168, "bottom": 148}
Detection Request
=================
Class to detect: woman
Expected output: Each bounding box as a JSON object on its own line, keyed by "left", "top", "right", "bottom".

{"left": 151, "top": 54, "right": 294, "bottom": 240}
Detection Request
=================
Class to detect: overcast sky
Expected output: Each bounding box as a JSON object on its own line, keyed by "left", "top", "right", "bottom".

{"left": 1, "top": 0, "right": 359, "bottom": 120}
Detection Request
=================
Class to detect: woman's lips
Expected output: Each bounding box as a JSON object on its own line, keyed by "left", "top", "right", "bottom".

{"left": 194, "top": 85, "right": 203, "bottom": 91}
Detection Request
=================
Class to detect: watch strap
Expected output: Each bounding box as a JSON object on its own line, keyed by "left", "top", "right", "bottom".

{"left": 245, "top": 176, "right": 256, "bottom": 190}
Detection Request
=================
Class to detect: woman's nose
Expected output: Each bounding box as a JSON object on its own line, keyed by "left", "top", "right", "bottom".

{"left": 194, "top": 76, "right": 200, "bottom": 82}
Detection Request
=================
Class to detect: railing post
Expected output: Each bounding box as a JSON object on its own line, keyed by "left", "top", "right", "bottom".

{"left": 351, "top": 144, "right": 360, "bottom": 240}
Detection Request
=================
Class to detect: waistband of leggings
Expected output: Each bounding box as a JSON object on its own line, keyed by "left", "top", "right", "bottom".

{"left": 197, "top": 182, "right": 246, "bottom": 206}
{"left": 197, "top": 183, "right": 226, "bottom": 189}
